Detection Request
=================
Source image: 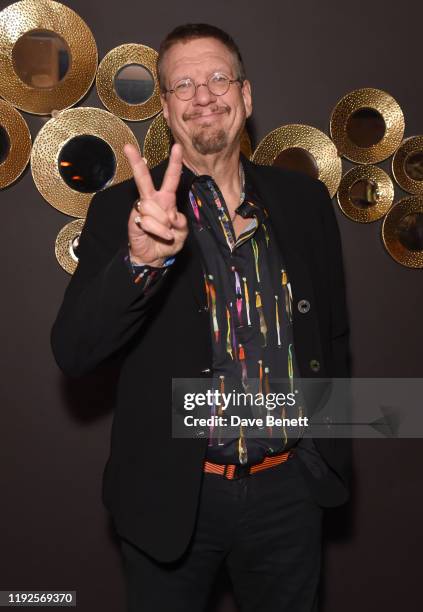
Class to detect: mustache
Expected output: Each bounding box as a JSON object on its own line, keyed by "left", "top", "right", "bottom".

{"left": 183, "top": 105, "right": 230, "bottom": 121}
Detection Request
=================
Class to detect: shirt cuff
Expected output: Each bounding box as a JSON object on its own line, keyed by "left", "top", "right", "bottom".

{"left": 124, "top": 250, "right": 175, "bottom": 287}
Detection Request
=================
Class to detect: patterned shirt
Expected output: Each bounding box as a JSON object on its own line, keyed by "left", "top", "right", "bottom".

{"left": 184, "top": 167, "right": 309, "bottom": 465}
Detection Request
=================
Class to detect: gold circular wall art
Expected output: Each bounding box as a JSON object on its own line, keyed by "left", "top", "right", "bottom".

{"left": 96, "top": 43, "right": 161, "bottom": 121}
{"left": 55, "top": 217, "right": 85, "bottom": 274}
{"left": 337, "top": 165, "right": 394, "bottom": 223}
{"left": 392, "top": 136, "right": 423, "bottom": 195}
{"left": 143, "top": 111, "right": 253, "bottom": 168}
{"left": 330, "top": 88, "right": 405, "bottom": 164}
{"left": 251, "top": 124, "right": 342, "bottom": 197}
{"left": 0, "top": 98, "right": 32, "bottom": 188}
{"left": 0, "top": 0, "right": 97, "bottom": 115}
{"left": 31, "top": 107, "right": 140, "bottom": 217}
{"left": 382, "top": 196, "right": 423, "bottom": 268}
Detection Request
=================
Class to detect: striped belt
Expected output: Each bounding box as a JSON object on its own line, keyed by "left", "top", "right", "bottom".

{"left": 203, "top": 449, "right": 294, "bottom": 480}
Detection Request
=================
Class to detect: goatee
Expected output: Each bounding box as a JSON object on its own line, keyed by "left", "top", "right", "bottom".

{"left": 192, "top": 128, "right": 228, "bottom": 155}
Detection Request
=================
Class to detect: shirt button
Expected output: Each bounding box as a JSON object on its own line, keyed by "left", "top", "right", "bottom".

{"left": 310, "top": 359, "right": 320, "bottom": 372}
{"left": 298, "top": 299, "right": 310, "bottom": 314}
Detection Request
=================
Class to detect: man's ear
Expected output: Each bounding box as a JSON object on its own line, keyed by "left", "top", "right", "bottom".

{"left": 161, "top": 94, "right": 170, "bottom": 124}
{"left": 241, "top": 80, "right": 253, "bottom": 119}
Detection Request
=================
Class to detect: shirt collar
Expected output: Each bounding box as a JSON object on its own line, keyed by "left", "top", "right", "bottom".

{"left": 180, "top": 155, "right": 265, "bottom": 210}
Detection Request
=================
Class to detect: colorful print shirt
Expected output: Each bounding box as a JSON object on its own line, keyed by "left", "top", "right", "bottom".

{"left": 184, "top": 167, "right": 309, "bottom": 466}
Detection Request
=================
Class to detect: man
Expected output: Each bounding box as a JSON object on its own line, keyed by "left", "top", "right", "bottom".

{"left": 51, "top": 23, "right": 352, "bottom": 612}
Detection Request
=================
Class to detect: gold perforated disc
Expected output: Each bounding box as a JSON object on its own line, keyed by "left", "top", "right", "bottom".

{"left": 96, "top": 43, "right": 161, "bottom": 121}
{"left": 31, "top": 106, "right": 140, "bottom": 217}
{"left": 392, "top": 136, "right": 423, "bottom": 195}
{"left": 252, "top": 124, "right": 342, "bottom": 197}
{"left": 330, "top": 88, "right": 405, "bottom": 164}
{"left": 55, "top": 217, "right": 84, "bottom": 274}
{"left": 0, "top": 0, "right": 97, "bottom": 115}
{"left": 337, "top": 165, "right": 394, "bottom": 223}
{"left": 382, "top": 196, "right": 423, "bottom": 268}
{"left": 0, "top": 98, "right": 31, "bottom": 188}
{"left": 143, "top": 112, "right": 252, "bottom": 168}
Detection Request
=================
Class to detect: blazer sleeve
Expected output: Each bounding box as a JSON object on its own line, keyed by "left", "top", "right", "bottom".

{"left": 51, "top": 187, "right": 172, "bottom": 379}
{"left": 317, "top": 179, "right": 352, "bottom": 379}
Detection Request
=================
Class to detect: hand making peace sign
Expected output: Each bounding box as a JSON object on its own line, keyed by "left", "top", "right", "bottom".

{"left": 124, "top": 143, "right": 188, "bottom": 268}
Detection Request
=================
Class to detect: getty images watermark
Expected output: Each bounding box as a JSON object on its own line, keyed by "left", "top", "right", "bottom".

{"left": 182, "top": 388, "right": 309, "bottom": 429}
{"left": 172, "top": 378, "right": 423, "bottom": 439}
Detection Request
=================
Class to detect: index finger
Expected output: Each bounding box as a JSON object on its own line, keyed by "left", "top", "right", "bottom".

{"left": 161, "top": 143, "right": 183, "bottom": 195}
{"left": 123, "top": 143, "right": 155, "bottom": 200}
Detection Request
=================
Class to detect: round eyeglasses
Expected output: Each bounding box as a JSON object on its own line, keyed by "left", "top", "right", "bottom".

{"left": 164, "top": 72, "right": 242, "bottom": 101}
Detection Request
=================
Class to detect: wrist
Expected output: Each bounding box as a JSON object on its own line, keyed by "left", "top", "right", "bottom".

{"left": 128, "top": 247, "right": 165, "bottom": 268}
{"left": 146, "top": 257, "right": 166, "bottom": 268}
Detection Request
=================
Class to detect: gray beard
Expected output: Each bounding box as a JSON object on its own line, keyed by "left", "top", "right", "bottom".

{"left": 192, "top": 127, "right": 228, "bottom": 155}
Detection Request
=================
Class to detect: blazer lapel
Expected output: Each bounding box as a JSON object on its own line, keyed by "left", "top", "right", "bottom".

{"left": 242, "top": 156, "right": 310, "bottom": 291}
{"left": 242, "top": 157, "right": 325, "bottom": 370}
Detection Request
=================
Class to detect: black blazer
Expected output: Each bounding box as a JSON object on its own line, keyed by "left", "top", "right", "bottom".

{"left": 51, "top": 156, "right": 352, "bottom": 563}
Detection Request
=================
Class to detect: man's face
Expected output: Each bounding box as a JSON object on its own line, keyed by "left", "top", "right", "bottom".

{"left": 160, "top": 37, "right": 252, "bottom": 157}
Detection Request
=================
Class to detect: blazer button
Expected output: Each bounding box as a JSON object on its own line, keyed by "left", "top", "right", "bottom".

{"left": 309, "top": 359, "right": 320, "bottom": 372}
{"left": 297, "top": 299, "right": 310, "bottom": 314}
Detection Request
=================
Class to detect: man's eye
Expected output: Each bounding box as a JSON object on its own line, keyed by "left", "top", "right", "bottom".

{"left": 212, "top": 74, "right": 228, "bottom": 82}
{"left": 176, "top": 81, "right": 191, "bottom": 91}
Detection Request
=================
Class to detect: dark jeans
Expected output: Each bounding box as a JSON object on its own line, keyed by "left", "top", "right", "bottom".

{"left": 119, "top": 455, "right": 323, "bottom": 612}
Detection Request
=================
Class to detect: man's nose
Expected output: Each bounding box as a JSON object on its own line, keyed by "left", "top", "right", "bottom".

{"left": 193, "top": 83, "right": 217, "bottom": 104}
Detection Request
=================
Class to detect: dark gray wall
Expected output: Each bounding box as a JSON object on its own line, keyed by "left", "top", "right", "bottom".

{"left": 1, "top": 0, "right": 422, "bottom": 610}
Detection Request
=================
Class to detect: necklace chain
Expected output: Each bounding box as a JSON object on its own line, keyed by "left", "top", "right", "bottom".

{"left": 230, "top": 162, "right": 245, "bottom": 223}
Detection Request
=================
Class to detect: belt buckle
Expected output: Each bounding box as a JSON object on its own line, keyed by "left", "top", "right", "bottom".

{"left": 226, "top": 463, "right": 251, "bottom": 480}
